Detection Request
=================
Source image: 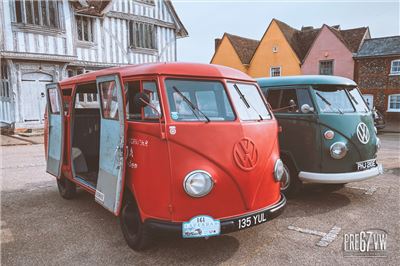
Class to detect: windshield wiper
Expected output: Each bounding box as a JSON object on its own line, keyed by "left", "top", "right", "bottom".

{"left": 233, "top": 84, "right": 264, "bottom": 121}
{"left": 315, "top": 91, "right": 343, "bottom": 114}
{"left": 172, "top": 86, "right": 210, "bottom": 122}
{"left": 347, "top": 90, "right": 369, "bottom": 112}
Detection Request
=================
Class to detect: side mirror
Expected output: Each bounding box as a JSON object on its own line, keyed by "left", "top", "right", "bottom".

{"left": 301, "top": 104, "right": 314, "bottom": 114}
{"left": 289, "top": 99, "right": 297, "bottom": 108}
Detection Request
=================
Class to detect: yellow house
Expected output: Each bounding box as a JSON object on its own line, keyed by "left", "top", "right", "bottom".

{"left": 211, "top": 19, "right": 320, "bottom": 78}
{"left": 210, "top": 33, "right": 259, "bottom": 73}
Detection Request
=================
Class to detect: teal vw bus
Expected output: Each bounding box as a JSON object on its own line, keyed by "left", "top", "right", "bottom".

{"left": 257, "top": 76, "right": 383, "bottom": 196}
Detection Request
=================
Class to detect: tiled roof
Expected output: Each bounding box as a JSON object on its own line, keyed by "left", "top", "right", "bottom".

{"left": 356, "top": 36, "right": 400, "bottom": 57}
{"left": 274, "top": 19, "right": 321, "bottom": 61}
{"left": 328, "top": 26, "right": 369, "bottom": 53}
{"left": 225, "top": 33, "right": 260, "bottom": 65}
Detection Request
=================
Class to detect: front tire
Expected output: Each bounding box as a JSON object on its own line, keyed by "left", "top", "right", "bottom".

{"left": 280, "top": 160, "right": 302, "bottom": 197}
{"left": 57, "top": 177, "right": 76, "bottom": 199}
{"left": 120, "top": 200, "right": 152, "bottom": 251}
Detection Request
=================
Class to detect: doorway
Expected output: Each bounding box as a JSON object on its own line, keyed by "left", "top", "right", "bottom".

{"left": 71, "top": 83, "right": 101, "bottom": 187}
{"left": 21, "top": 72, "right": 53, "bottom": 122}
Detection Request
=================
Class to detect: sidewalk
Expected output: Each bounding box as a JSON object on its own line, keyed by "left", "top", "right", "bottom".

{"left": 0, "top": 134, "right": 44, "bottom": 146}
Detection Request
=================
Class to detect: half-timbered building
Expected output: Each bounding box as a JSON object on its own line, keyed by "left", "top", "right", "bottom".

{"left": 0, "top": 0, "right": 187, "bottom": 130}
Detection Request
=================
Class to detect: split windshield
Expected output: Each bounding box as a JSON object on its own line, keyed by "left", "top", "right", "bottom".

{"left": 165, "top": 79, "right": 235, "bottom": 121}
{"left": 313, "top": 86, "right": 369, "bottom": 114}
{"left": 165, "top": 79, "right": 271, "bottom": 122}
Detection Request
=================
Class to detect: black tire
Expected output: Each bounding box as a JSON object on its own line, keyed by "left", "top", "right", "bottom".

{"left": 57, "top": 177, "right": 76, "bottom": 199}
{"left": 120, "top": 199, "right": 152, "bottom": 251}
{"left": 280, "top": 159, "right": 302, "bottom": 197}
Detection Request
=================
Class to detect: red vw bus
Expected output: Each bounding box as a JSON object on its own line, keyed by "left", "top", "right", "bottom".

{"left": 44, "top": 63, "right": 286, "bottom": 250}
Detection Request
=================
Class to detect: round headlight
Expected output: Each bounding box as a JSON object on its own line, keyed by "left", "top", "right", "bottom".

{"left": 376, "top": 137, "right": 381, "bottom": 150}
{"left": 330, "top": 142, "right": 348, "bottom": 159}
{"left": 183, "top": 170, "right": 214, "bottom": 197}
{"left": 274, "top": 159, "right": 284, "bottom": 182}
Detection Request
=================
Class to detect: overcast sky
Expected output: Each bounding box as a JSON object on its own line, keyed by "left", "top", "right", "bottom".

{"left": 173, "top": 0, "right": 400, "bottom": 63}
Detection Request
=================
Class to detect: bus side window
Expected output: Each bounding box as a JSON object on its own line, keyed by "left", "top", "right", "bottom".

{"left": 126, "top": 80, "right": 161, "bottom": 121}
{"left": 266, "top": 89, "right": 281, "bottom": 110}
{"left": 296, "top": 89, "right": 314, "bottom": 110}
{"left": 279, "top": 89, "right": 299, "bottom": 113}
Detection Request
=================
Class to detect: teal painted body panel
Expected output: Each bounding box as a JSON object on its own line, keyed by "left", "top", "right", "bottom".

{"left": 318, "top": 113, "right": 377, "bottom": 173}
{"left": 47, "top": 113, "right": 62, "bottom": 175}
{"left": 258, "top": 76, "right": 378, "bottom": 176}
{"left": 257, "top": 75, "right": 356, "bottom": 88}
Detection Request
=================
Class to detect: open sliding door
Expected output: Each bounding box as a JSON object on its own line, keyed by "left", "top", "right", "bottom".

{"left": 95, "top": 74, "right": 126, "bottom": 215}
{"left": 45, "top": 83, "right": 64, "bottom": 178}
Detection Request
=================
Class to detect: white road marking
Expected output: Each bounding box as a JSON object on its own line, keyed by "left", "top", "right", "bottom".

{"left": 317, "top": 226, "right": 341, "bottom": 247}
{"left": 288, "top": 225, "right": 341, "bottom": 247}
{"left": 346, "top": 185, "right": 377, "bottom": 195}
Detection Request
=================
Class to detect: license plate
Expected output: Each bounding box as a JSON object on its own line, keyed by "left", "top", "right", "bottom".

{"left": 182, "top": 215, "right": 220, "bottom": 238}
{"left": 356, "top": 159, "right": 377, "bottom": 171}
{"left": 236, "top": 211, "right": 268, "bottom": 230}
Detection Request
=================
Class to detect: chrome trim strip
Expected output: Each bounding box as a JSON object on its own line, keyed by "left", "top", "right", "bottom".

{"left": 298, "top": 164, "right": 383, "bottom": 184}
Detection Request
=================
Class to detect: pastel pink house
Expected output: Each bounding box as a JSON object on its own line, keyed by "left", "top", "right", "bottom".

{"left": 301, "top": 25, "right": 370, "bottom": 80}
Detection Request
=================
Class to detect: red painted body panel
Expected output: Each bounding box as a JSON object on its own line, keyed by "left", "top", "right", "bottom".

{"left": 48, "top": 63, "right": 281, "bottom": 223}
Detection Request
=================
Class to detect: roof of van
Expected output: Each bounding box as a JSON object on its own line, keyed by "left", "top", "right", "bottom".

{"left": 256, "top": 75, "right": 357, "bottom": 88}
{"left": 59, "top": 63, "right": 253, "bottom": 87}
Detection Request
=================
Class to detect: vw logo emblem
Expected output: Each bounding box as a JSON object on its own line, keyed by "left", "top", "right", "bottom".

{"left": 233, "top": 138, "right": 258, "bottom": 171}
{"left": 356, "top": 122, "right": 370, "bottom": 144}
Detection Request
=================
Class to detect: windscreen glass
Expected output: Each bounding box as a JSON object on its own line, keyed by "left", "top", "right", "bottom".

{"left": 227, "top": 82, "right": 271, "bottom": 120}
{"left": 165, "top": 79, "right": 235, "bottom": 121}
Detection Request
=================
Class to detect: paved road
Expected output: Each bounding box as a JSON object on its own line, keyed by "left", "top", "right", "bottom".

{"left": 1, "top": 134, "right": 399, "bottom": 265}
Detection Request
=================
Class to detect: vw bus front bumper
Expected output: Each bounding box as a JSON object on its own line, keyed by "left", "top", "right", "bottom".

{"left": 298, "top": 164, "right": 383, "bottom": 184}
{"left": 145, "top": 194, "right": 286, "bottom": 237}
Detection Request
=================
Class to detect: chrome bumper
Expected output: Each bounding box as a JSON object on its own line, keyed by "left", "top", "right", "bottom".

{"left": 298, "top": 164, "right": 383, "bottom": 184}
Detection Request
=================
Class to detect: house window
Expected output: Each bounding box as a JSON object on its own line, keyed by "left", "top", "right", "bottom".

{"left": 270, "top": 67, "right": 281, "bottom": 77}
{"left": 0, "top": 61, "right": 10, "bottom": 99}
{"left": 76, "top": 15, "right": 94, "bottom": 42}
{"left": 388, "top": 94, "right": 400, "bottom": 112}
{"left": 129, "top": 21, "right": 157, "bottom": 50}
{"left": 319, "top": 60, "right": 334, "bottom": 75}
{"left": 14, "top": 0, "right": 60, "bottom": 28}
{"left": 390, "top": 60, "right": 400, "bottom": 75}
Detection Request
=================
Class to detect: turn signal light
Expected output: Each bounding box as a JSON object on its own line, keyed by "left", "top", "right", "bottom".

{"left": 324, "top": 130, "right": 335, "bottom": 140}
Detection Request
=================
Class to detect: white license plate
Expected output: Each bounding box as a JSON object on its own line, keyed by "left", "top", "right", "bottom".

{"left": 356, "top": 159, "right": 377, "bottom": 171}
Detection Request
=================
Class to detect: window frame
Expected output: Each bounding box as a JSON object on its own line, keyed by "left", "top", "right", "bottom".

{"left": 319, "top": 60, "right": 334, "bottom": 75}
{"left": 0, "top": 61, "right": 10, "bottom": 99}
{"left": 387, "top": 94, "right": 400, "bottom": 112}
{"left": 270, "top": 66, "right": 281, "bottom": 77}
{"left": 390, "top": 59, "right": 400, "bottom": 75}
{"left": 124, "top": 78, "right": 163, "bottom": 122}
{"left": 128, "top": 21, "right": 157, "bottom": 50}
{"left": 75, "top": 14, "right": 95, "bottom": 43}
{"left": 13, "top": 0, "right": 61, "bottom": 29}
{"left": 264, "top": 86, "right": 315, "bottom": 115}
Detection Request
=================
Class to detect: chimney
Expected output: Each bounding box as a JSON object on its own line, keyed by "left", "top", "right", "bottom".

{"left": 301, "top": 26, "right": 314, "bottom": 31}
{"left": 332, "top": 25, "right": 341, "bottom": 30}
{"left": 215, "top": 38, "right": 221, "bottom": 51}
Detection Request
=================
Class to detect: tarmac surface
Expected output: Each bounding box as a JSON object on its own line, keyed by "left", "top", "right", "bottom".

{"left": 1, "top": 133, "right": 399, "bottom": 265}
